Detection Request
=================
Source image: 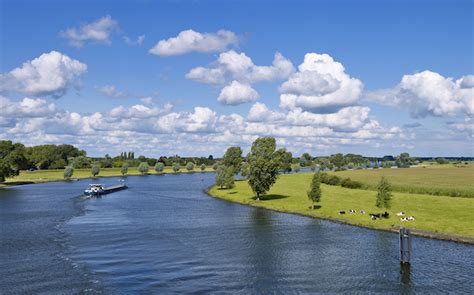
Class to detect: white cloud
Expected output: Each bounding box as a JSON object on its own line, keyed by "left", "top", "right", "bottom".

{"left": 247, "top": 102, "right": 286, "bottom": 122}
{"left": 218, "top": 81, "right": 259, "bottom": 105}
{"left": 279, "top": 53, "right": 363, "bottom": 113}
{"left": 0, "top": 51, "right": 87, "bottom": 98}
{"left": 368, "top": 71, "right": 474, "bottom": 117}
{"left": 0, "top": 96, "right": 57, "bottom": 117}
{"left": 97, "top": 85, "right": 127, "bottom": 98}
{"left": 149, "top": 29, "right": 238, "bottom": 56}
{"left": 59, "top": 15, "right": 119, "bottom": 48}
{"left": 186, "top": 50, "right": 294, "bottom": 85}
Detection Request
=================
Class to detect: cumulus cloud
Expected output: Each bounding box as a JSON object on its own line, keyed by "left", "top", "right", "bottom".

{"left": 368, "top": 71, "right": 474, "bottom": 118}
{"left": 59, "top": 15, "right": 119, "bottom": 47}
{"left": 218, "top": 81, "right": 259, "bottom": 105}
{"left": 186, "top": 50, "right": 294, "bottom": 85}
{"left": 248, "top": 102, "right": 286, "bottom": 122}
{"left": 279, "top": 53, "right": 363, "bottom": 113}
{"left": 0, "top": 96, "right": 57, "bottom": 117}
{"left": 0, "top": 51, "right": 87, "bottom": 98}
{"left": 149, "top": 29, "right": 238, "bottom": 56}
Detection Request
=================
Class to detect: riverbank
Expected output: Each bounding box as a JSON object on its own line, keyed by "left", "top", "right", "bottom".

{"left": 1, "top": 167, "right": 215, "bottom": 187}
{"left": 208, "top": 173, "right": 474, "bottom": 245}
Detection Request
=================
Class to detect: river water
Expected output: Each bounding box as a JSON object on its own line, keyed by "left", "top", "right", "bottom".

{"left": 1, "top": 173, "right": 473, "bottom": 294}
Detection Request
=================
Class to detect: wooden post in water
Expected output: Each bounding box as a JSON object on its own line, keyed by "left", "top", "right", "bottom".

{"left": 399, "top": 228, "right": 411, "bottom": 264}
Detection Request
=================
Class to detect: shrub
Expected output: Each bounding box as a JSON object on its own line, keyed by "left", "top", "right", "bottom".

{"left": 340, "top": 177, "right": 363, "bottom": 189}
{"left": 319, "top": 173, "right": 341, "bottom": 185}
{"left": 138, "top": 162, "right": 149, "bottom": 175}
{"left": 186, "top": 162, "right": 195, "bottom": 171}
{"left": 63, "top": 166, "right": 74, "bottom": 179}
{"left": 155, "top": 162, "right": 164, "bottom": 173}
{"left": 200, "top": 164, "right": 206, "bottom": 171}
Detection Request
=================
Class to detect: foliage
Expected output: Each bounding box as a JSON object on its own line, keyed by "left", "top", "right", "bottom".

{"left": 240, "top": 162, "right": 250, "bottom": 178}
{"left": 91, "top": 164, "right": 100, "bottom": 177}
{"left": 212, "top": 163, "right": 219, "bottom": 170}
{"left": 172, "top": 162, "right": 181, "bottom": 173}
{"left": 0, "top": 140, "right": 28, "bottom": 181}
{"left": 155, "top": 162, "right": 164, "bottom": 173}
{"left": 396, "top": 152, "right": 413, "bottom": 168}
{"left": 200, "top": 164, "right": 206, "bottom": 171}
{"left": 340, "top": 177, "right": 363, "bottom": 189}
{"left": 186, "top": 162, "right": 195, "bottom": 171}
{"left": 307, "top": 173, "right": 322, "bottom": 209}
{"left": 310, "top": 161, "right": 317, "bottom": 172}
{"left": 215, "top": 165, "right": 235, "bottom": 189}
{"left": 247, "top": 137, "right": 281, "bottom": 199}
{"left": 275, "top": 148, "right": 292, "bottom": 173}
{"left": 72, "top": 156, "right": 92, "bottom": 169}
{"left": 121, "top": 163, "right": 129, "bottom": 175}
{"left": 329, "top": 153, "right": 345, "bottom": 168}
{"left": 435, "top": 157, "right": 449, "bottom": 164}
{"left": 63, "top": 166, "right": 74, "bottom": 179}
{"left": 319, "top": 173, "right": 341, "bottom": 185}
{"left": 222, "top": 146, "right": 242, "bottom": 174}
{"left": 138, "top": 162, "right": 149, "bottom": 175}
{"left": 376, "top": 176, "right": 392, "bottom": 209}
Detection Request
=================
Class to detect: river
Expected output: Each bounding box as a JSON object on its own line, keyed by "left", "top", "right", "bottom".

{"left": 1, "top": 173, "right": 473, "bottom": 294}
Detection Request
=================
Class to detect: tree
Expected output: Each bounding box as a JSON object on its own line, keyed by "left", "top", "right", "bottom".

{"left": 310, "top": 161, "right": 317, "bottom": 172}
{"left": 376, "top": 176, "right": 392, "bottom": 210}
{"left": 200, "top": 164, "right": 206, "bottom": 171}
{"left": 396, "top": 152, "right": 412, "bottom": 168}
{"left": 186, "top": 162, "right": 195, "bottom": 172}
{"left": 215, "top": 165, "right": 234, "bottom": 189}
{"left": 222, "top": 146, "right": 242, "bottom": 174}
{"left": 435, "top": 157, "right": 448, "bottom": 164}
{"left": 155, "top": 162, "right": 164, "bottom": 173}
{"left": 172, "top": 162, "right": 180, "bottom": 173}
{"left": 247, "top": 137, "right": 281, "bottom": 200}
{"left": 121, "top": 163, "right": 129, "bottom": 176}
{"left": 138, "top": 162, "right": 149, "bottom": 174}
{"left": 330, "top": 153, "right": 345, "bottom": 168}
{"left": 307, "top": 173, "right": 322, "bottom": 209}
{"left": 240, "top": 161, "right": 250, "bottom": 178}
{"left": 275, "top": 148, "right": 292, "bottom": 173}
{"left": 63, "top": 166, "right": 74, "bottom": 179}
{"left": 300, "top": 152, "right": 312, "bottom": 166}
{"left": 91, "top": 164, "right": 100, "bottom": 177}
{"left": 212, "top": 163, "right": 219, "bottom": 170}
{"left": 72, "top": 156, "right": 92, "bottom": 169}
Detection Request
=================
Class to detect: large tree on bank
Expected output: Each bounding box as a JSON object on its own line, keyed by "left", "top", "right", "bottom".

{"left": 222, "top": 146, "right": 242, "bottom": 174}
{"left": 247, "top": 137, "right": 281, "bottom": 200}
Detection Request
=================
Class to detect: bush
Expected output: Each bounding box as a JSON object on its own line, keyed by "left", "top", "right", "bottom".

{"left": 340, "top": 177, "right": 363, "bottom": 189}
{"left": 319, "top": 173, "right": 341, "bottom": 186}
{"left": 186, "top": 162, "right": 195, "bottom": 171}
{"left": 138, "top": 162, "right": 149, "bottom": 174}
{"left": 155, "top": 162, "right": 164, "bottom": 173}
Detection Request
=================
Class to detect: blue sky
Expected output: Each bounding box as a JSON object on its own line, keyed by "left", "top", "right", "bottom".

{"left": 0, "top": 0, "right": 472, "bottom": 157}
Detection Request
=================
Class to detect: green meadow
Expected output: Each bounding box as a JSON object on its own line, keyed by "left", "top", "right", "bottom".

{"left": 3, "top": 166, "right": 214, "bottom": 185}
{"left": 209, "top": 170, "right": 474, "bottom": 241}
{"left": 328, "top": 164, "right": 474, "bottom": 197}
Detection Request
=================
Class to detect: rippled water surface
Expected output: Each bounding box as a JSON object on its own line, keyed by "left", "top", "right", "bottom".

{"left": 1, "top": 173, "right": 473, "bottom": 294}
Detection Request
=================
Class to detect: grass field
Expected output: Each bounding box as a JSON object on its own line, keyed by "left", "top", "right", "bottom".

{"left": 2, "top": 166, "right": 215, "bottom": 185}
{"left": 328, "top": 164, "right": 474, "bottom": 197}
{"left": 209, "top": 172, "right": 474, "bottom": 241}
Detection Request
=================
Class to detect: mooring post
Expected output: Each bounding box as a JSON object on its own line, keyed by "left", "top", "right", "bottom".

{"left": 399, "top": 228, "right": 411, "bottom": 264}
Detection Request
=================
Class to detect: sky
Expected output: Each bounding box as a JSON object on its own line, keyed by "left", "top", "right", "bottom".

{"left": 0, "top": 0, "right": 473, "bottom": 157}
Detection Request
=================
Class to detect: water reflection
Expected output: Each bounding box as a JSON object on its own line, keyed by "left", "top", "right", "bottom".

{"left": 400, "top": 263, "right": 411, "bottom": 285}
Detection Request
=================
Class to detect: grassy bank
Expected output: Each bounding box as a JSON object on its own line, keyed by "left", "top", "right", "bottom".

{"left": 209, "top": 172, "right": 474, "bottom": 243}
{"left": 327, "top": 165, "right": 474, "bottom": 197}
{"left": 2, "top": 167, "right": 215, "bottom": 186}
